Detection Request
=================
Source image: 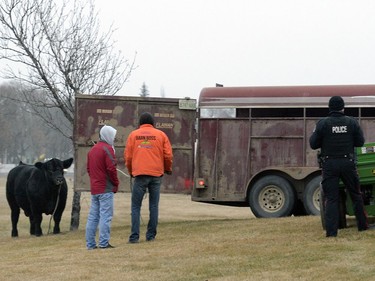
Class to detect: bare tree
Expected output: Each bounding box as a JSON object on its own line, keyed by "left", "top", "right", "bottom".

{"left": 0, "top": 0, "right": 135, "bottom": 132}
{"left": 0, "top": 0, "right": 136, "bottom": 231}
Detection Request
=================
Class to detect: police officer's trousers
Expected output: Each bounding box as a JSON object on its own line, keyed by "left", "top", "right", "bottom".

{"left": 321, "top": 157, "right": 368, "bottom": 237}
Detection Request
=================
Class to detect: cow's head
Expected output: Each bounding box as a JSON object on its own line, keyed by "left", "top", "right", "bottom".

{"left": 35, "top": 158, "right": 74, "bottom": 186}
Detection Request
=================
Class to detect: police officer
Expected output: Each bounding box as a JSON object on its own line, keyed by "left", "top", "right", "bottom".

{"left": 309, "top": 96, "right": 368, "bottom": 237}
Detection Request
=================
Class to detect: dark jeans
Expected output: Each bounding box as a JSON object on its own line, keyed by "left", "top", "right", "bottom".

{"left": 322, "top": 158, "right": 368, "bottom": 236}
{"left": 129, "top": 175, "right": 162, "bottom": 242}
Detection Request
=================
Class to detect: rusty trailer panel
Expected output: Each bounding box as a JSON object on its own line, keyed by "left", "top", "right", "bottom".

{"left": 73, "top": 94, "right": 196, "bottom": 193}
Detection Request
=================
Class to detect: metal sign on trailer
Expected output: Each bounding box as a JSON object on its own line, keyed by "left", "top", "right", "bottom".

{"left": 73, "top": 94, "right": 197, "bottom": 193}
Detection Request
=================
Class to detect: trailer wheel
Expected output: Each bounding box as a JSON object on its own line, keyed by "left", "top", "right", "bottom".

{"left": 319, "top": 185, "right": 347, "bottom": 230}
{"left": 249, "top": 175, "right": 295, "bottom": 218}
{"left": 303, "top": 176, "right": 322, "bottom": 215}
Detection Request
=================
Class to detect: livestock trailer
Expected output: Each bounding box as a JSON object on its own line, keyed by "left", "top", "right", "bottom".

{"left": 192, "top": 85, "right": 375, "bottom": 218}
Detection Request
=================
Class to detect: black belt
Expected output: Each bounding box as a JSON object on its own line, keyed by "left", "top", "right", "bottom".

{"left": 323, "top": 154, "right": 352, "bottom": 159}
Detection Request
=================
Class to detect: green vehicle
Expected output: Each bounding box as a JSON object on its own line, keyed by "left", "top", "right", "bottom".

{"left": 320, "top": 142, "right": 375, "bottom": 228}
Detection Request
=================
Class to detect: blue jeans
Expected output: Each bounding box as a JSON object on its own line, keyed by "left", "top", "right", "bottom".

{"left": 129, "top": 176, "right": 161, "bottom": 242}
{"left": 85, "top": 192, "right": 114, "bottom": 249}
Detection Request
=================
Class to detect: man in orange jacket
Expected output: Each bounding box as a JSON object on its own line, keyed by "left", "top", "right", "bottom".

{"left": 125, "top": 112, "right": 173, "bottom": 243}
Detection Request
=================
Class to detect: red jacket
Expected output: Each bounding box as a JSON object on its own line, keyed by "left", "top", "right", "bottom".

{"left": 87, "top": 141, "right": 119, "bottom": 195}
{"left": 125, "top": 124, "right": 173, "bottom": 177}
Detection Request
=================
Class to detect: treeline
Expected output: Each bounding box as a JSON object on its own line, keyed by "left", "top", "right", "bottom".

{"left": 0, "top": 82, "right": 73, "bottom": 164}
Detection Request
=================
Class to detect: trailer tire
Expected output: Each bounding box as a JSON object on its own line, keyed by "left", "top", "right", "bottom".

{"left": 303, "top": 176, "right": 322, "bottom": 215}
{"left": 249, "top": 175, "right": 295, "bottom": 218}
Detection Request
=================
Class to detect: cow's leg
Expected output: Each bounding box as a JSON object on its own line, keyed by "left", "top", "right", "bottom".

{"left": 53, "top": 209, "right": 62, "bottom": 234}
{"left": 29, "top": 203, "right": 43, "bottom": 236}
{"left": 53, "top": 220, "right": 61, "bottom": 234}
{"left": 33, "top": 214, "right": 43, "bottom": 237}
{"left": 6, "top": 191, "right": 20, "bottom": 237}
{"left": 53, "top": 212, "right": 64, "bottom": 234}
{"left": 10, "top": 207, "right": 20, "bottom": 237}
{"left": 29, "top": 216, "right": 36, "bottom": 236}
{"left": 53, "top": 186, "right": 68, "bottom": 234}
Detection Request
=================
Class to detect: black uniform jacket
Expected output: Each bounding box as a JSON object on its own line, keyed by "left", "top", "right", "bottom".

{"left": 309, "top": 111, "right": 365, "bottom": 157}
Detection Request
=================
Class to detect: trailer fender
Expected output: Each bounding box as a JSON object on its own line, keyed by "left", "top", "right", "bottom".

{"left": 247, "top": 167, "right": 320, "bottom": 189}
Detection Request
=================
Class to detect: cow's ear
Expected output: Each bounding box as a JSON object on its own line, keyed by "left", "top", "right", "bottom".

{"left": 35, "top": 162, "right": 43, "bottom": 169}
{"left": 63, "top": 158, "right": 74, "bottom": 169}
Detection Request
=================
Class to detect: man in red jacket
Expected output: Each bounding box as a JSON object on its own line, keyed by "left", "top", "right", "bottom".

{"left": 125, "top": 112, "right": 173, "bottom": 243}
{"left": 86, "top": 125, "right": 119, "bottom": 249}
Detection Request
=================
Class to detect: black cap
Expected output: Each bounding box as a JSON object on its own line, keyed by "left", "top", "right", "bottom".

{"left": 139, "top": 112, "right": 154, "bottom": 126}
{"left": 328, "top": 96, "right": 345, "bottom": 111}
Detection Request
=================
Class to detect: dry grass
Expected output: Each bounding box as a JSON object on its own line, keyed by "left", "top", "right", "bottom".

{"left": 1, "top": 176, "right": 375, "bottom": 281}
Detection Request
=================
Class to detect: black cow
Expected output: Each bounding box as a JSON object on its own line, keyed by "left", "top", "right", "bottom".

{"left": 6, "top": 158, "right": 73, "bottom": 237}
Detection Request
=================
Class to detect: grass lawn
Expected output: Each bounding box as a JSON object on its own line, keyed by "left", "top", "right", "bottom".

{"left": 1, "top": 176, "right": 375, "bottom": 281}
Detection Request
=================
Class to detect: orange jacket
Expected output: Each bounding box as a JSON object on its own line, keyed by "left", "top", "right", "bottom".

{"left": 124, "top": 124, "right": 173, "bottom": 177}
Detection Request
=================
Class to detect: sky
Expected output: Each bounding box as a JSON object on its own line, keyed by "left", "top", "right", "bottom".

{"left": 2, "top": 0, "right": 375, "bottom": 101}
{"left": 92, "top": 0, "right": 375, "bottom": 101}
